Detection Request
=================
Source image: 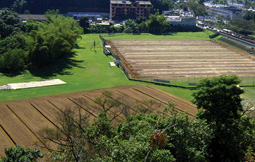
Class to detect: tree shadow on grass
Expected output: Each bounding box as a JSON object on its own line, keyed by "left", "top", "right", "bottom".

{"left": 74, "top": 43, "right": 86, "bottom": 49}
{"left": 29, "top": 53, "right": 84, "bottom": 79}
{"left": 0, "top": 71, "right": 24, "bottom": 77}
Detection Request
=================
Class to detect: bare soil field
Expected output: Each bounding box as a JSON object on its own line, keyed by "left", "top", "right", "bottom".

{"left": 107, "top": 39, "right": 255, "bottom": 79}
{"left": 0, "top": 85, "right": 196, "bottom": 155}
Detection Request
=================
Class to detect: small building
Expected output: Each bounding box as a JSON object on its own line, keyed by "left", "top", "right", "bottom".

{"left": 110, "top": 0, "right": 153, "bottom": 20}
{"left": 165, "top": 15, "right": 196, "bottom": 27}
{"left": 197, "top": 16, "right": 217, "bottom": 22}
{"left": 204, "top": 3, "right": 243, "bottom": 20}
{"left": 164, "top": 10, "right": 196, "bottom": 27}
{"left": 67, "top": 12, "right": 109, "bottom": 22}
{"left": 19, "top": 14, "right": 47, "bottom": 22}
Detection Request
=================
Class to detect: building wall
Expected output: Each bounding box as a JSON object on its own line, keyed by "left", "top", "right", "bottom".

{"left": 207, "top": 7, "right": 242, "bottom": 20}
{"left": 110, "top": 0, "right": 153, "bottom": 20}
{"left": 166, "top": 16, "right": 196, "bottom": 27}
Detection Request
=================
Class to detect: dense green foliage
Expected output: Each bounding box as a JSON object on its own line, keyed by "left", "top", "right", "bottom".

{"left": 227, "top": 18, "right": 255, "bottom": 35}
{"left": 123, "top": 19, "right": 140, "bottom": 33}
{"left": 79, "top": 17, "right": 90, "bottom": 34}
{"left": 122, "top": 13, "right": 171, "bottom": 34}
{"left": 230, "top": 11, "right": 255, "bottom": 35}
{"left": 28, "top": 14, "right": 83, "bottom": 67}
{"left": 0, "top": 0, "right": 209, "bottom": 16}
{"left": 0, "top": 9, "right": 29, "bottom": 72}
{"left": 39, "top": 98, "right": 212, "bottom": 162}
{"left": 0, "top": 9, "right": 24, "bottom": 38}
{"left": 150, "top": 0, "right": 175, "bottom": 12}
{"left": 0, "top": 145, "right": 43, "bottom": 162}
{"left": 243, "top": 11, "right": 255, "bottom": 22}
{"left": 0, "top": 0, "right": 176, "bottom": 14}
{"left": 140, "top": 12, "right": 171, "bottom": 34}
{"left": 0, "top": 9, "right": 82, "bottom": 73}
{"left": 184, "top": 2, "right": 207, "bottom": 16}
{"left": 79, "top": 12, "right": 202, "bottom": 34}
{"left": 212, "top": 9, "right": 255, "bottom": 36}
{"left": 192, "top": 75, "right": 254, "bottom": 162}
{"left": 0, "top": 0, "right": 109, "bottom": 14}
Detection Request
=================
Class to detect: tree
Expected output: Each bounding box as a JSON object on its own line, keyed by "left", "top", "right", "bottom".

{"left": 142, "top": 12, "right": 171, "bottom": 34}
{"left": 89, "top": 102, "right": 212, "bottom": 162}
{"left": 11, "top": 0, "right": 27, "bottom": 13}
{"left": 0, "top": 9, "right": 23, "bottom": 39}
{"left": 89, "top": 24, "right": 110, "bottom": 33}
{"left": 187, "top": 2, "right": 207, "bottom": 16}
{"left": 39, "top": 108, "right": 91, "bottom": 161}
{"left": 134, "top": 17, "right": 147, "bottom": 25}
{"left": 123, "top": 19, "right": 139, "bottom": 33}
{"left": 228, "top": 18, "right": 255, "bottom": 36}
{"left": 0, "top": 145, "right": 43, "bottom": 162}
{"left": 150, "top": 0, "right": 175, "bottom": 13}
{"left": 28, "top": 13, "right": 83, "bottom": 68}
{"left": 0, "top": 0, "right": 110, "bottom": 14}
{"left": 0, "top": 9, "right": 29, "bottom": 73}
{"left": 39, "top": 91, "right": 212, "bottom": 162}
{"left": 243, "top": 11, "right": 255, "bottom": 21}
{"left": 192, "top": 75, "right": 254, "bottom": 162}
{"left": 0, "top": 9, "right": 83, "bottom": 73}
{"left": 79, "top": 17, "right": 90, "bottom": 34}
{"left": 0, "top": 48, "right": 28, "bottom": 73}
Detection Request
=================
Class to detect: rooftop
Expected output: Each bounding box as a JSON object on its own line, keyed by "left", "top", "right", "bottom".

{"left": 19, "top": 14, "right": 47, "bottom": 21}
{"left": 111, "top": 0, "right": 132, "bottom": 5}
{"left": 111, "top": 0, "right": 151, "bottom": 5}
{"left": 138, "top": 1, "right": 152, "bottom": 5}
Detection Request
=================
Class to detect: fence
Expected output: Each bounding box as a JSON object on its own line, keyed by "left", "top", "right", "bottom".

{"left": 132, "top": 75, "right": 255, "bottom": 88}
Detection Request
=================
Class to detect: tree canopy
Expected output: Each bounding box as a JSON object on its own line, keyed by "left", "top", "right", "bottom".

{"left": 192, "top": 75, "right": 244, "bottom": 122}
{"left": 192, "top": 75, "right": 254, "bottom": 162}
{"left": 123, "top": 19, "right": 140, "bottom": 33}
{"left": 39, "top": 102, "right": 212, "bottom": 162}
{"left": 227, "top": 18, "right": 255, "bottom": 35}
{"left": 0, "top": 9, "right": 82, "bottom": 73}
{"left": 0, "top": 0, "right": 110, "bottom": 14}
{"left": 0, "top": 0, "right": 188, "bottom": 14}
{"left": 140, "top": 12, "right": 171, "bottom": 34}
{"left": 0, "top": 145, "right": 43, "bottom": 162}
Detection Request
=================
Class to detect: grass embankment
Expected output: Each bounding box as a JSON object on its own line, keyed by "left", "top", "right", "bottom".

{"left": 0, "top": 32, "right": 254, "bottom": 102}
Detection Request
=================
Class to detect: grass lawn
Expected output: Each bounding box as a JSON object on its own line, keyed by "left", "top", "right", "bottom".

{"left": 0, "top": 32, "right": 254, "bottom": 103}
{"left": 242, "top": 87, "right": 255, "bottom": 104}
{"left": 0, "top": 33, "right": 196, "bottom": 102}
{"left": 102, "top": 31, "right": 214, "bottom": 40}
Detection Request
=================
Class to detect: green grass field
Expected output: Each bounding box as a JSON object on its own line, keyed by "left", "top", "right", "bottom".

{"left": 0, "top": 32, "right": 254, "bottom": 103}
{"left": 102, "top": 31, "right": 214, "bottom": 40}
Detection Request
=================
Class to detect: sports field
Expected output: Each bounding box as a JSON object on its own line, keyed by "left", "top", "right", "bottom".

{"left": 107, "top": 39, "right": 255, "bottom": 79}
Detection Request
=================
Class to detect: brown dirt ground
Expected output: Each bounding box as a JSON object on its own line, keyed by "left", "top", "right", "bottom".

{"left": 0, "top": 85, "right": 196, "bottom": 156}
{"left": 107, "top": 39, "right": 255, "bottom": 79}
